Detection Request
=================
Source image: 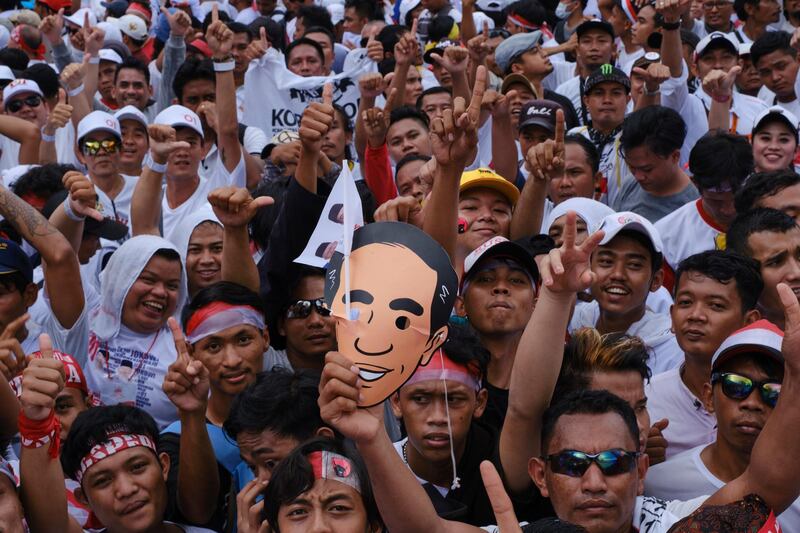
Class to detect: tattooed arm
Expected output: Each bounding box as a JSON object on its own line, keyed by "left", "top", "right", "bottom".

{"left": 0, "top": 185, "right": 84, "bottom": 328}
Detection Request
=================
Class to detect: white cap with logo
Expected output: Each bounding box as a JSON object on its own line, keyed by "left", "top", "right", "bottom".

{"left": 77, "top": 111, "right": 122, "bottom": 143}
{"left": 154, "top": 105, "right": 204, "bottom": 139}
{"left": 596, "top": 211, "right": 663, "bottom": 253}
{"left": 3, "top": 79, "right": 43, "bottom": 107}
{"left": 110, "top": 14, "right": 148, "bottom": 41}
{"left": 114, "top": 105, "right": 148, "bottom": 129}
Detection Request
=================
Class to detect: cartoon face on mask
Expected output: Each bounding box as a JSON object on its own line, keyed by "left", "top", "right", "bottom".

{"left": 325, "top": 222, "right": 458, "bottom": 407}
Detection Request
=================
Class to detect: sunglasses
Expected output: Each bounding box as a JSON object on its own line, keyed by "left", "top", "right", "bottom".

{"left": 285, "top": 298, "right": 331, "bottom": 319}
{"left": 711, "top": 372, "right": 781, "bottom": 408}
{"left": 82, "top": 139, "right": 119, "bottom": 156}
{"left": 6, "top": 95, "right": 42, "bottom": 113}
{"left": 544, "top": 449, "right": 640, "bottom": 478}
{"left": 489, "top": 28, "right": 511, "bottom": 39}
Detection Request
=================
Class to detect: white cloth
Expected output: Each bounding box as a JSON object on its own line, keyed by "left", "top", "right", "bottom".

{"left": 618, "top": 45, "right": 645, "bottom": 74}
{"left": 556, "top": 76, "right": 584, "bottom": 125}
{"left": 655, "top": 199, "right": 725, "bottom": 275}
{"left": 693, "top": 86, "right": 769, "bottom": 136}
{"left": 543, "top": 197, "right": 615, "bottom": 232}
{"left": 645, "top": 444, "right": 800, "bottom": 530}
{"left": 758, "top": 85, "right": 800, "bottom": 118}
{"left": 0, "top": 124, "right": 79, "bottom": 171}
{"left": 645, "top": 366, "right": 717, "bottom": 459}
{"left": 543, "top": 61, "right": 576, "bottom": 92}
{"left": 569, "top": 303, "right": 684, "bottom": 375}
{"left": 392, "top": 438, "right": 449, "bottom": 497}
{"left": 168, "top": 205, "right": 221, "bottom": 263}
{"left": 659, "top": 62, "right": 709, "bottom": 169}
{"left": 95, "top": 174, "right": 137, "bottom": 242}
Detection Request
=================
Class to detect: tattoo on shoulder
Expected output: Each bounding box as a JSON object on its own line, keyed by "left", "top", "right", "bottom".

{"left": 0, "top": 188, "right": 57, "bottom": 237}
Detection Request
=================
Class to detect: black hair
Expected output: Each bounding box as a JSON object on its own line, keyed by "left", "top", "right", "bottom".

{"left": 688, "top": 132, "right": 753, "bottom": 193}
{"left": 375, "top": 24, "right": 407, "bottom": 54}
{"left": 674, "top": 250, "right": 763, "bottom": 312}
{"left": 604, "top": 229, "right": 663, "bottom": 271}
{"left": 261, "top": 437, "right": 383, "bottom": 531}
{"left": 389, "top": 105, "right": 430, "bottom": 130}
{"left": 564, "top": 134, "right": 600, "bottom": 175}
{"left": 727, "top": 208, "right": 799, "bottom": 257}
{"left": 249, "top": 16, "right": 286, "bottom": 52}
{"left": 21, "top": 64, "right": 59, "bottom": 100}
{"left": 620, "top": 105, "right": 686, "bottom": 158}
{"left": 297, "top": 4, "right": 334, "bottom": 32}
{"left": 227, "top": 21, "right": 253, "bottom": 39}
{"left": 152, "top": 248, "right": 181, "bottom": 264}
{"left": 442, "top": 321, "right": 490, "bottom": 383}
{"left": 734, "top": 0, "right": 760, "bottom": 20}
{"left": 11, "top": 163, "right": 74, "bottom": 201}
{"left": 223, "top": 368, "right": 326, "bottom": 442}
{"left": 0, "top": 48, "right": 28, "bottom": 71}
{"left": 735, "top": 170, "right": 800, "bottom": 214}
{"left": 304, "top": 25, "right": 336, "bottom": 49}
{"left": 416, "top": 86, "right": 452, "bottom": 110}
{"left": 115, "top": 56, "right": 151, "bottom": 85}
{"left": 172, "top": 56, "right": 215, "bottom": 101}
{"left": 202, "top": 8, "right": 231, "bottom": 32}
{"left": 345, "top": 0, "right": 381, "bottom": 20}
{"left": 504, "top": 0, "right": 547, "bottom": 26}
{"left": 285, "top": 37, "right": 325, "bottom": 66}
{"left": 267, "top": 265, "right": 328, "bottom": 350}
{"left": 427, "top": 14, "right": 456, "bottom": 43}
{"left": 750, "top": 30, "right": 796, "bottom": 66}
{"left": 332, "top": 104, "right": 354, "bottom": 133}
{"left": 378, "top": 57, "right": 397, "bottom": 76}
{"left": 61, "top": 405, "right": 160, "bottom": 481}
{"left": 182, "top": 281, "right": 265, "bottom": 331}
{"left": 395, "top": 153, "right": 431, "bottom": 175}
{"left": 248, "top": 180, "right": 279, "bottom": 252}
{"left": 541, "top": 389, "right": 640, "bottom": 452}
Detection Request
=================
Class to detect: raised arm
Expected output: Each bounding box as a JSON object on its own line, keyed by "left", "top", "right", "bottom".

{"left": 703, "top": 283, "right": 800, "bottom": 513}
{"left": 0, "top": 184, "right": 83, "bottom": 328}
{"left": 208, "top": 187, "right": 274, "bottom": 292}
{"left": 59, "top": 56, "right": 92, "bottom": 130}
{"left": 500, "top": 212, "right": 605, "bottom": 493}
{"left": 658, "top": 0, "right": 690, "bottom": 77}
{"left": 488, "top": 89, "right": 521, "bottom": 185}
{"left": 39, "top": 89, "right": 73, "bottom": 165}
{"left": 82, "top": 21, "right": 105, "bottom": 105}
{"left": 295, "top": 84, "right": 335, "bottom": 194}
{"left": 386, "top": 22, "right": 418, "bottom": 109}
{"left": 48, "top": 171, "right": 104, "bottom": 254}
{"left": 632, "top": 63, "right": 670, "bottom": 110}
{"left": 702, "top": 67, "right": 739, "bottom": 132}
{"left": 0, "top": 115, "right": 40, "bottom": 165}
{"left": 460, "top": 0, "right": 477, "bottom": 42}
{"left": 429, "top": 45, "right": 471, "bottom": 103}
{"left": 157, "top": 7, "right": 191, "bottom": 113}
{"left": 355, "top": 72, "right": 385, "bottom": 161}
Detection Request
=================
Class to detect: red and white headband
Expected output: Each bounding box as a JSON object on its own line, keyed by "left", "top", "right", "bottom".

{"left": 307, "top": 451, "right": 361, "bottom": 493}
{"left": 404, "top": 349, "right": 482, "bottom": 391}
{"left": 76, "top": 432, "right": 157, "bottom": 483}
{"left": 185, "top": 302, "right": 265, "bottom": 344}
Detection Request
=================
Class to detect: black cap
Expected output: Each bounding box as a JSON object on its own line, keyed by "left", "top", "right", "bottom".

{"left": 576, "top": 19, "right": 615, "bottom": 39}
{"left": 0, "top": 239, "right": 32, "bottom": 284}
{"left": 101, "top": 0, "right": 129, "bottom": 18}
{"left": 518, "top": 99, "right": 562, "bottom": 133}
{"left": 42, "top": 190, "right": 129, "bottom": 241}
{"left": 584, "top": 64, "right": 631, "bottom": 93}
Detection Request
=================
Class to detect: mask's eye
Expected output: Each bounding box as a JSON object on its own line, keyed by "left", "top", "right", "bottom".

{"left": 395, "top": 316, "right": 410, "bottom": 330}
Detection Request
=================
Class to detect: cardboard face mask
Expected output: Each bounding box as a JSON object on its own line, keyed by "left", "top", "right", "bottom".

{"left": 325, "top": 222, "right": 458, "bottom": 407}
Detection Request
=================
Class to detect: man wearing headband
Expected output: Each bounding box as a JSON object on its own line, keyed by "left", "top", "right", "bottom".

{"left": 160, "top": 281, "right": 268, "bottom": 528}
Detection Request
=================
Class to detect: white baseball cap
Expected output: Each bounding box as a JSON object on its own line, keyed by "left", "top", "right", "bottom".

{"left": 110, "top": 14, "right": 148, "bottom": 41}
{"left": 77, "top": 111, "right": 122, "bottom": 143}
{"left": 695, "top": 31, "right": 738, "bottom": 59}
{"left": 327, "top": 3, "right": 344, "bottom": 24}
{"left": 3, "top": 79, "right": 43, "bottom": 107}
{"left": 752, "top": 105, "right": 799, "bottom": 138}
{"left": 596, "top": 211, "right": 663, "bottom": 254}
{"left": 114, "top": 105, "right": 148, "bottom": 129}
{"left": 711, "top": 319, "right": 784, "bottom": 371}
{"left": 154, "top": 105, "right": 204, "bottom": 139}
{"left": 739, "top": 42, "right": 752, "bottom": 57}
{"left": 399, "top": 0, "right": 421, "bottom": 24}
{"left": 0, "top": 66, "right": 15, "bottom": 83}
{"left": 98, "top": 48, "right": 123, "bottom": 64}
{"left": 64, "top": 7, "right": 97, "bottom": 28}
{"left": 97, "top": 21, "right": 124, "bottom": 44}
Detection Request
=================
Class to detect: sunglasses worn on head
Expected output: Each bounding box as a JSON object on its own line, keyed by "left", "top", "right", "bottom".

{"left": 83, "top": 139, "right": 119, "bottom": 156}
{"left": 6, "top": 95, "right": 42, "bottom": 113}
{"left": 711, "top": 372, "right": 781, "bottom": 408}
{"left": 285, "top": 298, "right": 331, "bottom": 319}
{"left": 545, "top": 449, "right": 640, "bottom": 478}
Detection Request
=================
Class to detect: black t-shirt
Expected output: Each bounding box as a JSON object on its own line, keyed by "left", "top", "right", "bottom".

{"left": 482, "top": 380, "right": 509, "bottom": 434}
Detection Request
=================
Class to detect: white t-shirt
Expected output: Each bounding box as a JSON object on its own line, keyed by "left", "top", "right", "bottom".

{"left": 617, "top": 45, "right": 645, "bottom": 74}
{"left": 655, "top": 199, "right": 725, "bottom": 276}
{"left": 392, "top": 437, "right": 449, "bottom": 497}
{"left": 0, "top": 124, "right": 80, "bottom": 172}
{"left": 758, "top": 85, "right": 800, "bottom": 118}
{"left": 556, "top": 76, "right": 584, "bottom": 125}
{"left": 543, "top": 61, "right": 576, "bottom": 92}
{"left": 693, "top": 86, "right": 769, "bottom": 136}
{"left": 95, "top": 174, "right": 138, "bottom": 240}
{"left": 659, "top": 63, "right": 709, "bottom": 169}
{"left": 162, "top": 153, "right": 246, "bottom": 242}
{"left": 645, "top": 366, "right": 717, "bottom": 460}
{"left": 645, "top": 444, "right": 800, "bottom": 530}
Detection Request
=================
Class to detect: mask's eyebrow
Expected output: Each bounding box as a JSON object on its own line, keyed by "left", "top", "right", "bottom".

{"left": 343, "top": 289, "right": 373, "bottom": 304}
{"left": 389, "top": 298, "right": 423, "bottom": 316}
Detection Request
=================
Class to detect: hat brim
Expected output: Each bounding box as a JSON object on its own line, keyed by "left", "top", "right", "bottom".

{"left": 712, "top": 344, "right": 784, "bottom": 372}
{"left": 753, "top": 112, "right": 799, "bottom": 138}
{"left": 463, "top": 240, "right": 539, "bottom": 285}
{"left": 576, "top": 20, "right": 614, "bottom": 39}
{"left": 84, "top": 218, "right": 129, "bottom": 241}
{"left": 78, "top": 126, "right": 121, "bottom": 145}
{"left": 460, "top": 177, "right": 520, "bottom": 205}
{"left": 519, "top": 118, "right": 555, "bottom": 134}
{"left": 599, "top": 221, "right": 661, "bottom": 253}
{"left": 698, "top": 38, "right": 737, "bottom": 58}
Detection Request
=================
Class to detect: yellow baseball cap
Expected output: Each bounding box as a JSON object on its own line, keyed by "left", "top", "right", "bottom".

{"left": 460, "top": 168, "right": 520, "bottom": 206}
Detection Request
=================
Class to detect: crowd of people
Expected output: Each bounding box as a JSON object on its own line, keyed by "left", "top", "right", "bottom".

{"left": 0, "top": 0, "right": 797, "bottom": 529}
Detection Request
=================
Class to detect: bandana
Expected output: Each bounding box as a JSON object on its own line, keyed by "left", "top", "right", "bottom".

{"left": 505, "top": 15, "right": 553, "bottom": 38}
{"left": 307, "top": 451, "right": 361, "bottom": 493}
{"left": 185, "top": 302, "right": 265, "bottom": 344}
{"left": 405, "top": 349, "right": 482, "bottom": 391}
{"left": 619, "top": 0, "right": 638, "bottom": 23}
{"left": 11, "top": 351, "right": 89, "bottom": 398}
{"left": 76, "top": 432, "right": 157, "bottom": 483}
{"left": 10, "top": 26, "right": 45, "bottom": 60}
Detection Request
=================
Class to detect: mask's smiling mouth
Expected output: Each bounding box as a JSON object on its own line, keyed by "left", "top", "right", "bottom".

{"left": 355, "top": 363, "right": 392, "bottom": 383}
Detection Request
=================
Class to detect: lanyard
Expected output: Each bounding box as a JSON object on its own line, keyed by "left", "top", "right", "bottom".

{"left": 578, "top": 77, "right": 589, "bottom": 125}
{"left": 103, "top": 329, "right": 162, "bottom": 381}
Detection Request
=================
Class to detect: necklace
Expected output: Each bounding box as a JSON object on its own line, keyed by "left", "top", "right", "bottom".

{"left": 402, "top": 441, "right": 409, "bottom": 464}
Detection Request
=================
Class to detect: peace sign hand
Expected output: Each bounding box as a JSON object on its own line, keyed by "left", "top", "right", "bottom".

{"left": 162, "top": 317, "right": 210, "bottom": 414}
{"left": 537, "top": 211, "right": 604, "bottom": 293}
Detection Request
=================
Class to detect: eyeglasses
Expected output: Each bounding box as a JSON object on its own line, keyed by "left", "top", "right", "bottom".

{"left": 711, "top": 372, "right": 781, "bottom": 408}
{"left": 6, "top": 95, "right": 42, "bottom": 113}
{"left": 82, "top": 139, "right": 119, "bottom": 156}
{"left": 544, "top": 449, "right": 640, "bottom": 477}
{"left": 285, "top": 298, "right": 331, "bottom": 319}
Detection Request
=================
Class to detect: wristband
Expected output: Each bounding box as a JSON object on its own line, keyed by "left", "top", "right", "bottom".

{"left": 711, "top": 92, "right": 731, "bottom": 103}
{"left": 213, "top": 60, "right": 235, "bottom": 72}
{"left": 67, "top": 83, "right": 84, "bottom": 97}
{"left": 88, "top": 56, "right": 100, "bottom": 64}
{"left": 144, "top": 153, "right": 167, "bottom": 173}
{"left": 40, "top": 127, "right": 55, "bottom": 143}
{"left": 661, "top": 20, "right": 681, "bottom": 30}
{"left": 643, "top": 85, "right": 661, "bottom": 96}
{"left": 19, "top": 410, "right": 61, "bottom": 459}
{"left": 63, "top": 196, "right": 86, "bottom": 221}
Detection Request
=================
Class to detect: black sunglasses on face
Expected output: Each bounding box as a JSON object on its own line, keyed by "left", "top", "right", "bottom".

{"left": 6, "top": 95, "right": 42, "bottom": 113}
{"left": 711, "top": 372, "right": 781, "bottom": 408}
{"left": 544, "top": 449, "right": 640, "bottom": 478}
{"left": 285, "top": 298, "right": 331, "bottom": 319}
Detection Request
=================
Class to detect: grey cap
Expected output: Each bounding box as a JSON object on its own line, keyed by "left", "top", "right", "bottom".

{"left": 494, "top": 31, "right": 543, "bottom": 74}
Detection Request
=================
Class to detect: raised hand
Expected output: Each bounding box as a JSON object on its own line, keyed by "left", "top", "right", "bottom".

{"left": 358, "top": 72, "right": 386, "bottom": 99}
{"left": 82, "top": 12, "right": 105, "bottom": 57}
{"left": 362, "top": 87, "right": 397, "bottom": 148}
{"left": 197, "top": 101, "right": 218, "bottom": 133}
{"left": 374, "top": 195, "right": 424, "bottom": 226}
{"left": 480, "top": 462, "right": 524, "bottom": 533}
{"left": 244, "top": 27, "right": 271, "bottom": 63}
{"left": 63, "top": 170, "right": 103, "bottom": 221}
{"left": 646, "top": 418, "right": 669, "bottom": 465}
{"left": 208, "top": 187, "right": 274, "bottom": 228}
{"left": 633, "top": 62, "right": 671, "bottom": 94}
{"left": 537, "top": 211, "right": 604, "bottom": 292}
{"left": 394, "top": 20, "right": 419, "bottom": 67}
{"left": 162, "top": 317, "right": 210, "bottom": 414}
{"left": 148, "top": 124, "right": 190, "bottom": 164}
{"left": 298, "top": 83, "right": 335, "bottom": 153}
{"left": 43, "top": 89, "right": 73, "bottom": 137}
{"left": 466, "top": 22, "right": 491, "bottom": 62}
{"left": 702, "top": 66, "right": 741, "bottom": 100}
{"left": 161, "top": 5, "right": 192, "bottom": 38}
{"left": 525, "top": 108, "right": 565, "bottom": 181}
{"left": 237, "top": 479, "right": 269, "bottom": 533}
{"left": 779, "top": 282, "right": 800, "bottom": 373}
{"left": 655, "top": 0, "right": 691, "bottom": 22}
{"left": 206, "top": 4, "right": 234, "bottom": 59}
{"left": 270, "top": 140, "right": 301, "bottom": 168}
{"left": 19, "top": 334, "right": 64, "bottom": 421}
{"left": 0, "top": 314, "right": 27, "bottom": 381}
{"left": 430, "top": 45, "right": 470, "bottom": 74}
{"left": 60, "top": 54, "right": 91, "bottom": 91}
{"left": 318, "top": 351, "right": 384, "bottom": 443}
{"left": 429, "top": 65, "right": 486, "bottom": 171}
{"left": 39, "top": 8, "right": 64, "bottom": 45}
{"left": 366, "top": 35, "right": 384, "bottom": 62}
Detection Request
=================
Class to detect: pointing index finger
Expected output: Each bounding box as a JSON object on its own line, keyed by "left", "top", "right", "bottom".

{"left": 322, "top": 83, "right": 333, "bottom": 106}
{"left": 168, "top": 317, "right": 192, "bottom": 363}
{"left": 467, "top": 66, "right": 487, "bottom": 124}
{"left": 212, "top": 3, "right": 219, "bottom": 23}
{"left": 1, "top": 313, "right": 28, "bottom": 341}
{"left": 554, "top": 109, "right": 565, "bottom": 151}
